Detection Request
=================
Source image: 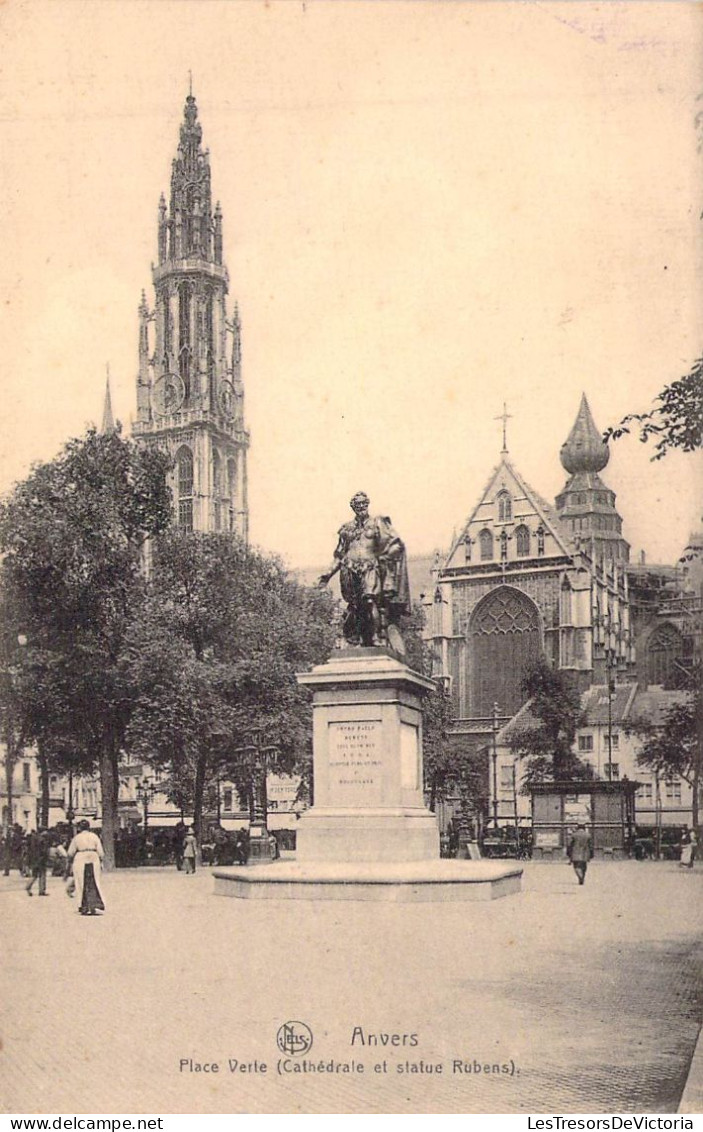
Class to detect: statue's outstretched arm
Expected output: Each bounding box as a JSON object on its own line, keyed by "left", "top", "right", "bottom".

{"left": 318, "top": 558, "right": 341, "bottom": 587}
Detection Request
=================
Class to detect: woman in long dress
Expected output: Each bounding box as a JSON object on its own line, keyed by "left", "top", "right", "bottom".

{"left": 67, "top": 819, "right": 106, "bottom": 915}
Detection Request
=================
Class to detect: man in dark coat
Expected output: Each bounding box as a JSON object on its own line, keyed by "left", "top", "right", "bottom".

{"left": 173, "top": 821, "right": 187, "bottom": 871}
{"left": 25, "top": 827, "right": 51, "bottom": 896}
{"left": 567, "top": 823, "right": 592, "bottom": 885}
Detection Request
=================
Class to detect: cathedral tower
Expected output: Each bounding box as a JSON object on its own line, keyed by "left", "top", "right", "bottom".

{"left": 132, "top": 92, "right": 249, "bottom": 537}
{"left": 555, "top": 394, "right": 628, "bottom": 565}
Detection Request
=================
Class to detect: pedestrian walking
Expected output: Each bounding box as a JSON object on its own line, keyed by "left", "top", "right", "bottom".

{"left": 567, "top": 823, "right": 592, "bottom": 886}
{"left": 67, "top": 819, "right": 105, "bottom": 915}
{"left": 25, "top": 827, "right": 51, "bottom": 896}
{"left": 173, "top": 820, "right": 187, "bottom": 871}
{"left": 183, "top": 827, "right": 197, "bottom": 874}
{"left": 679, "top": 827, "right": 697, "bottom": 869}
{"left": 235, "top": 827, "right": 249, "bottom": 866}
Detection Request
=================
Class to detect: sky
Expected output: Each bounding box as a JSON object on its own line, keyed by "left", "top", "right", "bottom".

{"left": 0, "top": 0, "right": 701, "bottom": 571}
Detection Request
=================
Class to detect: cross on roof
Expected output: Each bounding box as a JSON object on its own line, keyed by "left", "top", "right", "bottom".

{"left": 494, "top": 402, "right": 512, "bottom": 454}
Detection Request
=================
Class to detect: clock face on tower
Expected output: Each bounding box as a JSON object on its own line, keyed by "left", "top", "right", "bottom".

{"left": 219, "top": 379, "right": 235, "bottom": 419}
{"left": 152, "top": 373, "right": 186, "bottom": 416}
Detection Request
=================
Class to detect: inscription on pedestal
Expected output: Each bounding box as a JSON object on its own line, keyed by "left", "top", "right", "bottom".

{"left": 328, "top": 720, "right": 383, "bottom": 806}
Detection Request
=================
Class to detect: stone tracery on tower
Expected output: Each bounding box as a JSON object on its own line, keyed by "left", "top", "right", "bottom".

{"left": 132, "top": 92, "right": 249, "bottom": 538}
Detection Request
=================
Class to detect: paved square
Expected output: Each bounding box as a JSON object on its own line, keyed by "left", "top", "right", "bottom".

{"left": 1, "top": 860, "right": 701, "bottom": 1114}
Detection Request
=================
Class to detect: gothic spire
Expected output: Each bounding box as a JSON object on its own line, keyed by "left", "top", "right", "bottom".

{"left": 167, "top": 90, "right": 213, "bottom": 261}
{"left": 559, "top": 392, "right": 609, "bottom": 474}
{"left": 101, "top": 368, "right": 116, "bottom": 435}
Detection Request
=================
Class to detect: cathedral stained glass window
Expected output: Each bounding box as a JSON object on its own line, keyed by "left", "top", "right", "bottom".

{"left": 479, "top": 529, "right": 493, "bottom": 561}
{"left": 497, "top": 491, "right": 512, "bottom": 521}
{"left": 468, "top": 586, "right": 541, "bottom": 717}
{"left": 176, "top": 446, "right": 194, "bottom": 531}
{"left": 515, "top": 524, "right": 530, "bottom": 557}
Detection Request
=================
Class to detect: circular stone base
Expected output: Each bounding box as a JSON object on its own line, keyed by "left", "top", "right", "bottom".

{"left": 212, "top": 860, "right": 522, "bottom": 902}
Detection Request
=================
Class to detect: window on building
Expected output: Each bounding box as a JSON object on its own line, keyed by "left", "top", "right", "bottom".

{"left": 611, "top": 733, "right": 619, "bottom": 750}
{"left": 500, "top": 765, "right": 514, "bottom": 790}
{"left": 176, "top": 447, "right": 194, "bottom": 532}
{"left": 22, "top": 762, "right": 31, "bottom": 789}
{"left": 479, "top": 529, "right": 493, "bottom": 561}
{"left": 646, "top": 623, "right": 685, "bottom": 688}
{"left": 638, "top": 783, "right": 653, "bottom": 802}
{"left": 464, "top": 536, "right": 472, "bottom": 563}
{"left": 578, "top": 735, "right": 593, "bottom": 752}
{"left": 178, "top": 282, "right": 191, "bottom": 398}
{"left": 515, "top": 525, "right": 530, "bottom": 557}
{"left": 665, "top": 780, "right": 682, "bottom": 802}
{"left": 223, "top": 788, "right": 233, "bottom": 812}
{"left": 497, "top": 492, "right": 512, "bottom": 522}
{"left": 227, "top": 458, "right": 237, "bottom": 531}
{"left": 604, "top": 763, "right": 619, "bottom": 780}
{"left": 213, "top": 449, "right": 222, "bottom": 531}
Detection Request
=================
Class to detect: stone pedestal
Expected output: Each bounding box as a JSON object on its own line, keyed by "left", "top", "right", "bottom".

{"left": 295, "top": 648, "right": 440, "bottom": 863}
{"left": 213, "top": 647, "right": 522, "bottom": 902}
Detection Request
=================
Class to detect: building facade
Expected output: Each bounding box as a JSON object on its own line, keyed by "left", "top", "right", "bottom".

{"left": 425, "top": 396, "right": 633, "bottom": 756}
{"left": 131, "top": 93, "right": 249, "bottom": 538}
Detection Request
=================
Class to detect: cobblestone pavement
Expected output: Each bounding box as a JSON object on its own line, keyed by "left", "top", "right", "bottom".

{"left": 1, "top": 860, "right": 701, "bottom": 1115}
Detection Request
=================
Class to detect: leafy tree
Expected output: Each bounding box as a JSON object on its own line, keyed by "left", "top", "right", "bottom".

{"left": 124, "top": 530, "right": 338, "bottom": 845}
{"left": 0, "top": 428, "right": 172, "bottom": 867}
{"left": 507, "top": 656, "right": 593, "bottom": 785}
{"left": 629, "top": 666, "right": 701, "bottom": 830}
{"left": 604, "top": 358, "right": 703, "bottom": 460}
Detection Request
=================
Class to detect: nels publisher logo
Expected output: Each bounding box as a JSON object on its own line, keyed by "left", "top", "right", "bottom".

{"left": 277, "top": 1021, "right": 313, "bottom": 1056}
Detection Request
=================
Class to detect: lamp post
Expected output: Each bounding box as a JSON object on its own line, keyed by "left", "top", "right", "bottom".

{"left": 232, "top": 729, "right": 280, "bottom": 864}
{"left": 492, "top": 701, "right": 500, "bottom": 829}
{"left": 605, "top": 649, "right": 615, "bottom": 782}
{"left": 65, "top": 767, "right": 75, "bottom": 838}
{"left": 135, "top": 777, "right": 157, "bottom": 857}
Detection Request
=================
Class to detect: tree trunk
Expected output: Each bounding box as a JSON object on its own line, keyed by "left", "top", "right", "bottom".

{"left": 3, "top": 732, "right": 17, "bottom": 875}
{"left": 37, "top": 741, "right": 50, "bottom": 828}
{"left": 193, "top": 751, "right": 208, "bottom": 865}
{"left": 99, "top": 743, "right": 118, "bottom": 871}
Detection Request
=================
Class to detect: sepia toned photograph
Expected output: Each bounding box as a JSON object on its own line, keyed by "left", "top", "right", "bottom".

{"left": 0, "top": 0, "right": 701, "bottom": 1118}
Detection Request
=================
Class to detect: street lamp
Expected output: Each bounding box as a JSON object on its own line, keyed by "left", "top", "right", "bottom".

{"left": 605, "top": 649, "right": 616, "bottom": 782}
{"left": 492, "top": 701, "right": 500, "bottom": 829}
{"left": 231, "top": 730, "right": 280, "bottom": 864}
{"left": 135, "top": 777, "right": 157, "bottom": 853}
{"left": 65, "top": 767, "right": 75, "bottom": 837}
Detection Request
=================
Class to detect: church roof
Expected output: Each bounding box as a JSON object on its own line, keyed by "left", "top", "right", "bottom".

{"left": 580, "top": 684, "right": 638, "bottom": 727}
{"left": 628, "top": 687, "right": 691, "bottom": 727}
{"left": 495, "top": 699, "right": 540, "bottom": 744}
{"left": 445, "top": 452, "right": 576, "bottom": 567}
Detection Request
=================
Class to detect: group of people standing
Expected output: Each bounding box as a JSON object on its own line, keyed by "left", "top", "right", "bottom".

{"left": 25, "top": 819, "right": 106, "bottom": 916}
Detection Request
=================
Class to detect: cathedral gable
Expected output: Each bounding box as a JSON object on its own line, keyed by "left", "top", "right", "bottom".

{"left": 444, "top": 456, "right": 573, "bottom": 572}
